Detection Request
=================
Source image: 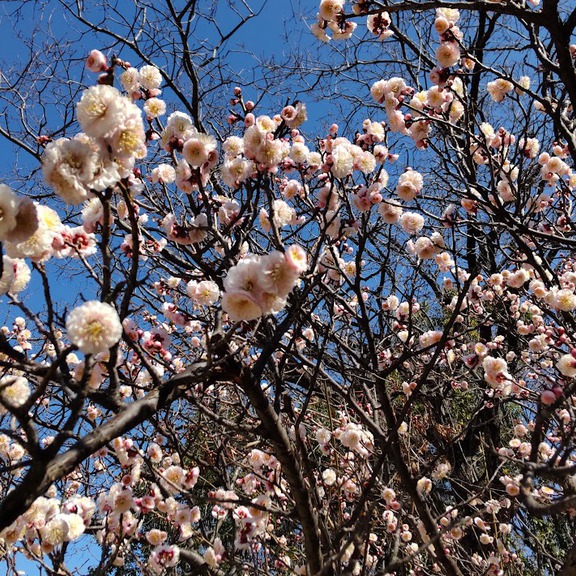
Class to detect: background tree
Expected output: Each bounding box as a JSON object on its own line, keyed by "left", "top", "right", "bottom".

{"left": 0, "top": 0, "right": 575, "bottom": 575}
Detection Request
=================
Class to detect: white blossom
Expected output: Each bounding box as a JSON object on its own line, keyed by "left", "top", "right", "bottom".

{"left": 66, "top": 301, "right": 122, "bottom": 355}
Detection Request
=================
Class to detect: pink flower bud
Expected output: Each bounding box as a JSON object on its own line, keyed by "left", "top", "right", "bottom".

{"left": 86, "top": 49, "right": 108, "bottom": 73}
{"left": 245, "top": 101, "right": 255, "bottom": 111}
{"left": 541, "top": 390, "right": 556, "bottom": 405}
{"left": 552, "top": 385, "right": 564, "bottom": 398}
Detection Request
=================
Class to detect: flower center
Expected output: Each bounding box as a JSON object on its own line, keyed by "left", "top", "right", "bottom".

{"left": 86, "top": 320, "right": 104, "bottom": 340}
{"left": 119, "top": 129, "right": 140, "bottom": 154}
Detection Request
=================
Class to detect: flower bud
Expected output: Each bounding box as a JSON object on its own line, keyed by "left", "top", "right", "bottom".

{"left": 86, "top": 49, "right": 108, "bottom": 73}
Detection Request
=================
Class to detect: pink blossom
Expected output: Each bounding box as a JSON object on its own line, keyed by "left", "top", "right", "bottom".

{"left": 399, "top": 212, "right": 425, "bottom": 234}
{"left": 436, "top": 42, "right": 460, "bottom": 68}
{"left": 85, "top": 50, "right": 108, "bottom": 73}
{"left": 557, "top": 354, "right": 576, "bottom": 378}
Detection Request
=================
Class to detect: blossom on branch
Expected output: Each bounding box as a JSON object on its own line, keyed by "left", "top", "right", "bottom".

{"left": 66, "top": 301, "right": 122, "bottom": 355}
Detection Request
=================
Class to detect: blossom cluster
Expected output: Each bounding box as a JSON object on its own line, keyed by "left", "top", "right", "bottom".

{"left": 0, "top": 494, "right": 95, "bottom": 553}
{"left": 159, "top": 111, "right": 218, "bottom": 194}
{"left": 43, "top": 56, "right": 149, "bottom": 206}
{"left": 433, "top": 8, "right": 462, "bottom": 69}
{"left": 221, "top": 246, "right": 307, "bottom": 322}
{"left": 311, "top": 0, "right": 358, "bottom": 41}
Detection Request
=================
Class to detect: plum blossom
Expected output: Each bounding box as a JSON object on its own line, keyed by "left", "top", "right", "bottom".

{"left": 66, "top": 301, "right": 123, "bottom": 355}
{"left": 144, "top": 97, "right": 166, "bottom": 118}
{"left": 222, "top": 135, "right": 244, "bottom": 158}
{"left": 161, "top": 112, "right": 197, "bottom": 151}
{"left": 396, "top": 169, "right": 424, "bottom": 201}
{"left": 311, "top": 21, "right": 331, "bottom": 42}
{"left": 139, "top": 65, "right": 163, "bottom": 90}
{"left": 187, "top": 280, "right": 220, "bottom": 306}
{"left": 77, "top": 85, "right": 127, "bottom": 139}
{"left": 120, "top": 67, "right": 140, "bottom": 92}
{"left": 43, "top": 137, "right": 101, "bottom": 204}
{"left": 148, "top": 544, "right": 180, "bottom": 573}
{"left": 0, "top": 255, "right": 15, "bottom": 296}
{"left": 378, "top": 199, "right": 403, "bottom": 224}
{"left": 220, "top": 157, "right": 254, "bottom": 188}
{"left": 5, "top": 204, "right": 61, "bottom": 262}
{"left": 557, "top": 354, "right": 576, "bottom": 378}
{"left": 399, "top": 212, "right": 425, "bottom": 234}
{"left": 322, "top": 468, "right": 337, "bottom": 486}
{"left": 203, "top": 538, "right": 225, "bottom": 567}
{"left": 335, "top": 422, "right": 374, "bottom": 457}
{"left": 330, "top": 144, "right": 354, "bottom": 179}
{"left": 416, "top": 477, "right": 433, "bottom": 496}
{"left": 259, "top": 199, "right": 299, "bottom": 231}
{"left": 319, "top": 0, "right": 344, "bottom": 22}
{"left": 0, "top": 377, "right": 30, "bottom": 413}
{"left": 146, "top": 529, "right": 167, "bottom": 546}
{"left": 162, "top": 213, "right": 208, "bottom": 245}
{"left": 281, "top": 102, "right": 307, "bottom": 128}
{"left": 75, "top": 84, "right": 146, "bottom": 164}
{"left": 109, "top": 111, "right": 147, "bottom": 160}
{"left": 436, "top": 43, "right": 460, "bottom": 67}
{"left": 9, "top": 258, "right": 31, "bottom": 294}
{"left": 150, "top": 164, "right": 176, "bottom": 184}
{"left": 40, "top": 515, "right": 71, "bottom": 546}
{"left": 550, "top": 288, "right": 576, "bottom": 311}
{"left": 182, "top": 133, "right": 217, "bottom": 168}
{"left": 257, "top": 250, "right": 300, "bottom": 294}
{"left": 487, "top": 78, "right": 514, "bottom": 102}
{"left": 483, "top": 356, "right": 512, "bottom": 395}
{"left": 367, "top": 12, "right": 393, "bottom": 40}
{"left": 52, "top": 226, "right": 97, "bottom": 258}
